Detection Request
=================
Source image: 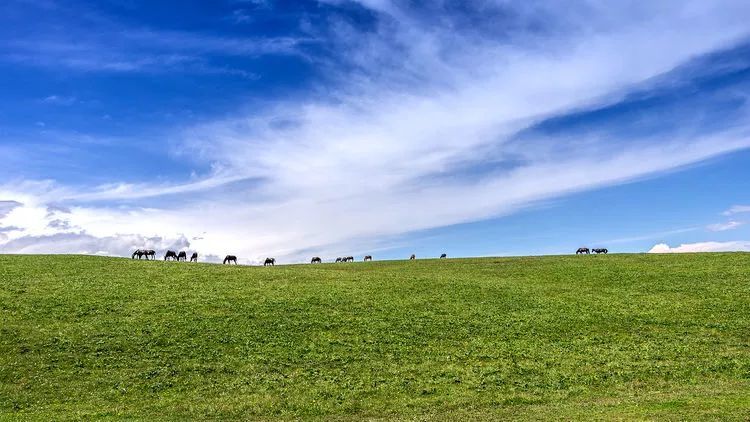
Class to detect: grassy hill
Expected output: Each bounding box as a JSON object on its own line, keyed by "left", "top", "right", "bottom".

{"left": 1, "top": 253, "right": 749, "bottom": 420}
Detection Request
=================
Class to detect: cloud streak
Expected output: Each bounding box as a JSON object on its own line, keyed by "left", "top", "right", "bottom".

{"left": 0, "top": 3, "right": 311, "bottom": 74}
{"left": 707, "top": 221, "right": 745, "bottom": 232}
{"left": 723, "top": 205, "right": 750, "bottom": 216}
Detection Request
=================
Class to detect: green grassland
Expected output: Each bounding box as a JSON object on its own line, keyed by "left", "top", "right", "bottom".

{"left": 1, "top": 253, "right": 749, "bottom": 420}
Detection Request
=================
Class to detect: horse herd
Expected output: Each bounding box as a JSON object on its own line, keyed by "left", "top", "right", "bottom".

{"left": 131, "top": 248, "right": 607, "bottom": 265}
{"left": 132, "top": 249, "right": 197, "bottom": 262}
{"left": 132, "top": 249, "right": 200, "bottom": 262}
{"left": 323, "top": 253, "right": 447, "bottom": 263}
{"left": 131, "top": 250, "right": 449, "bottom": 265}
{"left": 576, "top": 247, "right": 609, "bottom": 255}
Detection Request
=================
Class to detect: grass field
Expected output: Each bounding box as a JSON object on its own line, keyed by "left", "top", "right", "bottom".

{"left": 1, "top": 253, "right": 749, "bottom": 420}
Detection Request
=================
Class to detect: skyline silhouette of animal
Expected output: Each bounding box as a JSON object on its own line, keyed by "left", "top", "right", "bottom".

{"left": 335, "top": 257, "right": 342, "bottom": 263}
{"left": 132, "top": 249, "right": 144, "bottom": 259}
{"left": 177, "top": 251, "right": 187, "bottom": 261}
{"left": 144, "top": 250, "right": 155, "bottom": 260}
{"left": 440, "top": 253, "right": 447, "bottom": 258}
{"left": 364, "top": 255, "right": 372, "bottom": 261}
{"left": 223, "top": 255, "right": 237, "bottom": 264}
{"left": 311, "top": 257, "right": 322, "bottom": 264}
{"left": 190, "top": 252, "right": 198, "bottom": 262}
{"left": 347, "top": 256, "right": 354, "bottom": 262}
{"left": 264, "top": 257, "right": 275, "bottom": 266}
{"left": 592, "top": 248, "right": 609, "bottom": 254}
{"left": 576, "top": 248, "right": 590, "bottom": 255}
{"left": 410, "top": 254, "right": 416, "bottom": 260}
{"left": 164, "top": 250, "right": 178, "bottom": 261}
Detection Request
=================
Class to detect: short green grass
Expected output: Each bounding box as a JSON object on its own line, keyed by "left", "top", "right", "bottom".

{"left": 1, "top": 253, "right": 749, "bottom": 420}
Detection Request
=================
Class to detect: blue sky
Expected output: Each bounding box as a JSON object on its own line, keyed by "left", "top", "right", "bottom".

{"left": 1, "top": 0, "right": 750, "bottom": 263}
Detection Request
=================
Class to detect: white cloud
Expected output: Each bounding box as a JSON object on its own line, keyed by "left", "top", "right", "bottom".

{"left": 2, "top": 1, "right": 750, "bottom": 263}
{"left": 0, "top": 200, "right": 22, "bottom": 218}
{"left": 706, "top": 221, "right": 745, "bottom": 232}
{"left": 3, "top": 19, "right": 307, "bottom": 74}
{"left": 723, "top": 205, "right": 750, "bottom": 215}
{"left": 0, "top": 232, "right": 190, "bottom": 257}
{"left": 649, "top": 241, "right": 750, "bottom": 253}
{"left": 41, "top": 95, "right": 77, "bottom": 105}
{"left": 320, "top": 0, "right": 398, "bottom": 16}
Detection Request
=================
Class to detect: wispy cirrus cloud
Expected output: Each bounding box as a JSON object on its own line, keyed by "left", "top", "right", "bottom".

{"left": 0, "top": 0, "right": 311, "bottom": 75}
{"left": 41, "top": 95, "right": 77, "bottom": 106}
{"left": 723, "top": 205, "right": 750, "bottom": 215}
{"left": 598, "top": 227, "right": 701, "bottom": 245}
{"left": 3, "top": 32, "right": 308, "bottom": 74}
{"left": 2, "top": 1, "right": 750, "bottom": 262}
{"left": 706, "top": 221, "right": 745, "bottom": 232}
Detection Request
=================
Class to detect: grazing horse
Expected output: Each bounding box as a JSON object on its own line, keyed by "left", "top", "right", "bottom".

{"left": 264, "top": 257, "right": 275, "bottom": 266}
{"left": 364, "top": 255, "right": 372, "bottom": 261}
{"left": 144, "top": 250, "right": 156, "bottom": 260}
{"left": 440, "top": 253, "right": 447, "bottom": 259}
{"left": 335, "top": 257, "right": 342, "bottom": 263}
{"left": 576, "top": 247, "right": 590, "bottom": 255}
{"left": 223, "top": 255, "right": 237, "bottom": 264}
{"left": 410, "top": 254, "right": 416, "bottom": 260}
{"left": 311, "top": 257, "right": 322, "bottom": 264}
{"left": 190, "top": 252, "right": 198, "bottom": 262}
{"left": 164, "top": 250, "right": 178, "bottom": 261}
{"left": 592, "top": 248, "right": 608, "bottom": 254}
{"left": 177, "top": 251, "right": 187, "bottom": 262}
{"left": 345, "top": 256, "right": 354, "bottom": 262}
{"left": 132, "top": 249, "right": 143, "bottom": 259}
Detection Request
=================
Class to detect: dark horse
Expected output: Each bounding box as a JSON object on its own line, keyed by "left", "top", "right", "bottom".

{"left": 364, "top": 255, "right": 372, "bottom": 261}
{"left": 345, "top": 256, "right": 354, "bottom": 262}
{"left": 311, "top": 256, "right": 322, "bottom": 264}
{"left": 410, "top": 254, "right": 416, "bottom": 260}
{"left": 264, "top": 257, "right": 275, "bottom": 266}
{"left": 164, "top": 250, "right": 178, "bottom": 261}
{"left": 144, "top": 250, "right": 156, "bottom": 260}
{"left": 592, "top": 248, "right": 608, "bottom": 254}
{"left": 132, "top": 249, "right": 144, "bottom": 259}
{"left": 190, "top": 252, "right": 198, "bottom": 262}
{"left": 576, "top": 247, "right": 590, "bottom": 255}
{"left": 440, "top": 253, "right": 447, "bottom": 259}
{"left": 223, "top": 255, "right": 237, "bottom": 264}
{"left": 177, "top": 251, "right": 187, "bottom": 262}
{"left": 335, "top": 257, "right": 342, "bottom": 263}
